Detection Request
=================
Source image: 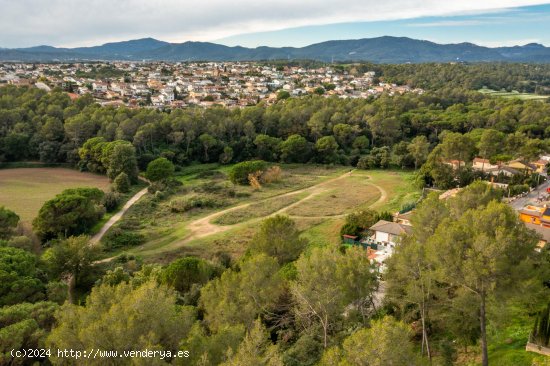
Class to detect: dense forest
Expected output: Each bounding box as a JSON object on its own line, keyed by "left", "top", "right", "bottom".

{"left": 1, "top": 77, "right": 550, "bottom": 365}
{"left": 1, "top": 84, "right": 550, "bottom": 170}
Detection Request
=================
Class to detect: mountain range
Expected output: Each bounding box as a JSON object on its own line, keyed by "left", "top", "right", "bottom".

{"left": 1, "top": 36, "right": 550, "bottom": 63}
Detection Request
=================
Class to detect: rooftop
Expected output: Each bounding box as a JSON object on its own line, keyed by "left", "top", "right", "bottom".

{"left": 370, "top": 220, "right": 412, "bottom": 236}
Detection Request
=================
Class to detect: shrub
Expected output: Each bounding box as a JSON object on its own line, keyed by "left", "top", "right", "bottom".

{"left": 248, "top": 172, "right": 262, "bottom": 190}
{"left": 148, "top": 181, "right": 167, "bottom": 194}
{"left": 113, "top": 172, "right": 130, "bottom": 193}
{"left": 0, "top": 206, "right": 19, "bottom": 239}
{"left": 194, "top": 182, "right": 236, "bottom": 197}
{"left": 169, "top": 195, "right": 221, "bottom": 213}
{"left": 103, "top": 228, "right": 145, "bottom": 251}
{"left": 102, "top": 192, "right": 121, "bottom": 212}
{"left": 262, "top": 165, "right": 282, "bottom": 183}
{"left": 399, "top": 202, "right": 416, "bottom": 214}
{"left": 154, "top": 191, "right": 166, "bottom": 201}
{"left": 340, "top": 222, "right": 361, "bottom": 237}
{"left": 229, "top": 160, "right": 268, "bottom": 185}
{"left": 6, "top": 236, "right": 34, "bottom": 252}
{"left": 118, "top": 218, "right": 141, "bottom": 231}
{"left": 196, "top": 170, "right": 226, "bottom": 179}
{"left": 509, "top": 184, "right": 530, "bottom": 196}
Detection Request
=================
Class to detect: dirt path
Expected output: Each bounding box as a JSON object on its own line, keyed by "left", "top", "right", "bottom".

{"left": 181, "top": 171, "right": 353, "bottom": 242}
{"left": 99, "top": 171, "right": 389, "bottom": 261}
{"left": 283, "top": 178, "right": 388, "bottom": 219}
{"left": 367, "top": 181, "right": 388, "bottom": 208}
{"left": 90, "top": 188, "right": 148, "bottom": 244}
{"left": 171, "top": 170, "right": 390, "bottom": 246}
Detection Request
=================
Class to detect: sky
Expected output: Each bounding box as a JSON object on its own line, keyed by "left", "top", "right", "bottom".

{"left": 0, "top": 0, "right": 549, "bottom": 48}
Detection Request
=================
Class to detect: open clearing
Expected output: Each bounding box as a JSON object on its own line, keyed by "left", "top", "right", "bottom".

{"left": 478, "top": 88, "right": 549, "bottom": 101}
{"left": 285, "top": 174, "right": 381, "bottom": 217}
{"left": 0, "top": 168, "right": 111, "bottom": 222}
{"left": 102, "top": 166, "right": 419, "bottom": 263}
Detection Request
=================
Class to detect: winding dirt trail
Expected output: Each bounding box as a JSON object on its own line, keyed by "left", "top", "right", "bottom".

{"left": 99, "top": 170, "right": 389, "bottom": 262}
{"left": 90, "top": 187, "right": 148, "bottom": 244}
{"left": 181, "top": 171, "right": 352, "bottom": 242}
{"left": 171, "top": 170, "right": 389, "bottom": 247}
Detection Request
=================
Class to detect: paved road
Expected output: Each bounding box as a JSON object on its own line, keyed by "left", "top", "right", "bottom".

{"left": 90, "top": 187, "right": 148, "bottom": 244}
{"left": 508, "top": 179, "right": 550, "bottom": 210}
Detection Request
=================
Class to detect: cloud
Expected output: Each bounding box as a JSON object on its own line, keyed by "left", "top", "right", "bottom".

{"left": 409, "top": 20, "right": 492, "bottom": 27}
{"left": 0, "top": 0, "right": 549, "bottom": 47}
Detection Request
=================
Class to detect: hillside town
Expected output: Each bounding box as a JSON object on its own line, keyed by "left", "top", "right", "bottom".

{"left": 0, "top": 61, "right": 423, "bottom": 108}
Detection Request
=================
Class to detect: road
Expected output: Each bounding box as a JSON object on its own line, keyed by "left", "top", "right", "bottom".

{"left": 90, "top": 187, "right": 148, "bottom": 244}
{"left": 508, "top": 179, "right": 550, "bottom": 211}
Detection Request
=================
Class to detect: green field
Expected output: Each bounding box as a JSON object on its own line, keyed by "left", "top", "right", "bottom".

{"left": 478, "top": 88, "right": 549, "bottom": 101}
{"left": 0, "top": 168, "right": 111, "bottom": 222}
{"left": 101, "top": 166, "right": 420, "bottom": 263}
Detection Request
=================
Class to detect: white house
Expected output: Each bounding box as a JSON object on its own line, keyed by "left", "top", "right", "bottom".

{"left": 161, "top": 88, "right": 175, "bottom": 103}
{"left": 472, "top": 157, "right": 498, "bottom": 171}
{"left": 369, "top": 220, "right": 412, "bottom": 251}
{"left": 92, "top": 82, "right": 108, "bottom": 92}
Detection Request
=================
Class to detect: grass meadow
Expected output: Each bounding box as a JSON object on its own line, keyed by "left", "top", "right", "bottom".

{"left": 0, "top": 167, "right": 111, "bottom": 222}
{"left": 478, "top": 88, "right": 549, "bottom": 101}
{"left": 106, "top": 165, "right": 420, "bottom": 263}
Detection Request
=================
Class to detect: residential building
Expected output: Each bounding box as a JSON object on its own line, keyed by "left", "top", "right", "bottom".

{"left": 506, "top": 159, "right": 536, "bottom": 173}
{"left": 519, "top": 205, "right": 550, "bottom": 227}
{"left": 369, "top": 220, "right": 413, "bottom": 251}
{"left": 472, "top": 157, "right": 498, "bottom": 171}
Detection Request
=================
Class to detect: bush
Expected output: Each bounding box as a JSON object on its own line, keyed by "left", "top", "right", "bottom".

{"left": 169, "top": 195, "right": 221, "bottom": 213}
{"left": 118, "top": 218, "right": 142, "bottom": 231}
{"left": 228, "top": 160, "right": 268, "bottom": 185}
{"left": 196, "top": 170, "right": 226, "bottom": 179}
{"left": 102, "top": 192, "right": 121, "bottom": 212}
{"left": 262, "top": 165, "right": 282, "bottom": 183}
{"left": 340, "top": 222, "right": 361, "bottom": 237}
{"left": 113, "top": 172, "right": 130, "bottom": 193}
{"left": 0, "top": 206, "right": 19, "bottom": 239}
{"left": 194, "top": 182, "right": 233, "bottom": 195}
{"left": 509, "top": 184, "right": 530, "bottom": 196}
{"left": 103, "top": 228, "right": 145, "bottom": 251}
{"left": 6, "top": 236, "right": 34, "bottom": 252}
{"left": 399, "top": 202, "right": 416, "bottom": 214}
{"left": 148, "top": 181, "right": 167, "bottom": 194}
{"left": 357, "top": 155, "right": 375, "bottom": 169}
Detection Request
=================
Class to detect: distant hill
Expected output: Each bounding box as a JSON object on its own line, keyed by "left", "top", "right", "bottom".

{"left": 1, "top": 36, "right": 550, "bottom": 63}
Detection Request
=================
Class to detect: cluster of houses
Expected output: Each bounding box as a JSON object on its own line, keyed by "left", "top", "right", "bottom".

{"left": 0, "top": 62, "right": 424, "bottom": 109}
{"left": 445, "top": 156, "right": 548, "bottom": 182}
{"left": 345, "top": 153, "right": 550, "bottom": 272}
